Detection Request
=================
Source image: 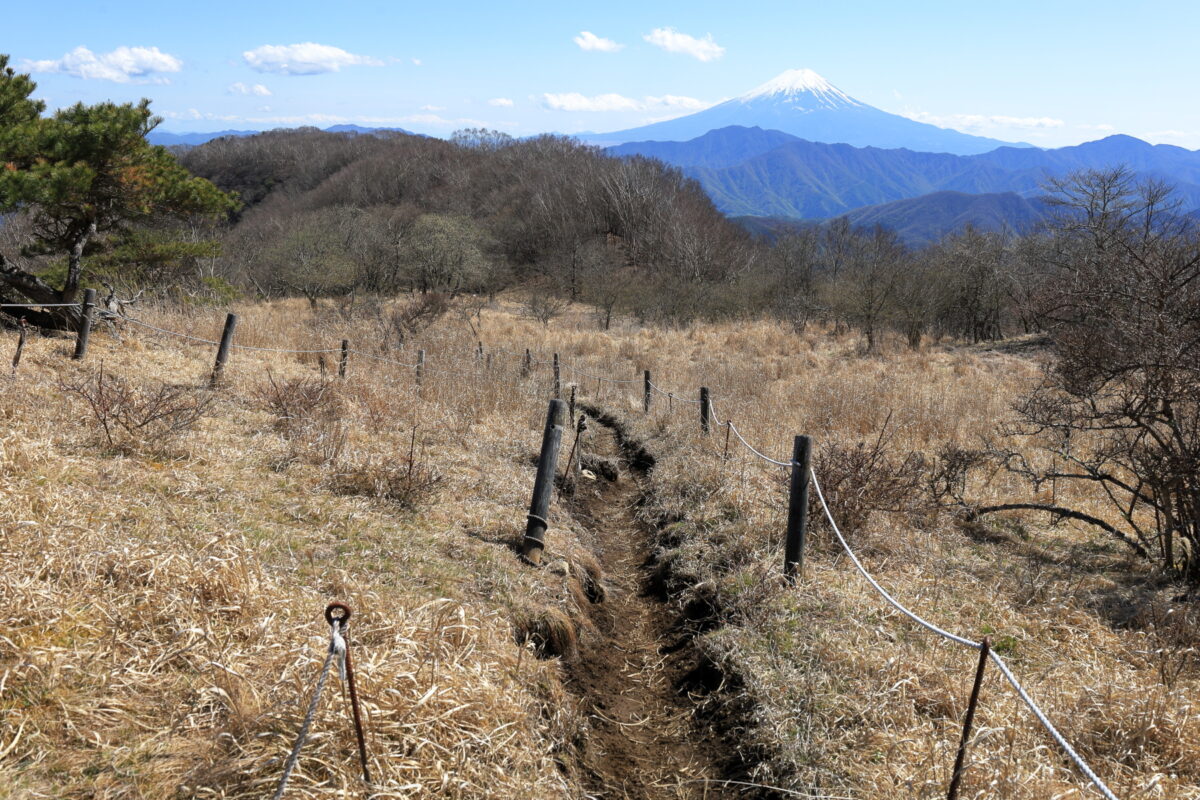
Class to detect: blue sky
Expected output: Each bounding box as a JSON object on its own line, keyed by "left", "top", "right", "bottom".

{"left": 8, "top": 0, "right": 1200, "bottom": 148}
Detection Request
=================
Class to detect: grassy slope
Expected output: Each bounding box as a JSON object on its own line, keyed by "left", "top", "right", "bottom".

{"left": 0, "top": 298, "right": 1196, "bottom": 798}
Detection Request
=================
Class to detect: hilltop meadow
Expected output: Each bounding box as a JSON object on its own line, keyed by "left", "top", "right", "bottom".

{"left": 0, "top": 296, "right": 1196, "bottom": 799}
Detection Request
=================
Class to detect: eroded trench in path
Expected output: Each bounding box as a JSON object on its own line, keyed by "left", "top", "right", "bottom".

{"left": 553, "top": 410, "right": 750, "bottom": 800}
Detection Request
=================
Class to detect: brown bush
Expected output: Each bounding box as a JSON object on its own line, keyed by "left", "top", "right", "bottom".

{"left": 61, "top": 365, "right": 212, "bottom": 452}
{"left": 810, "top": 419, "right": 929, "bottom": 539}
{"left": 250, "top": 370, "right": 337, "bottom": 431}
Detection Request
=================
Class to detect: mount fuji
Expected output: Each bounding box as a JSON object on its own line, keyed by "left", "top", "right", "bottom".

{"left": 579, "top": 69, "right": 1025, "bottom": 156}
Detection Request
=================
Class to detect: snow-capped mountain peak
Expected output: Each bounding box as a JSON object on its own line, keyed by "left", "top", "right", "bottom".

{"left": 739, "top": 68, "right": 861, "bottom": 109}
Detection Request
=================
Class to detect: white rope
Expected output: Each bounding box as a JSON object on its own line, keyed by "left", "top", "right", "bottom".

{"left": 345, "top": 349, "right": 420, "bottom": 368}
{"left": 569, "top": 364, "right": 642, "bottom": 384}
{"left": 0, "top": 302, "right": 82, "bottom": 309}
{"left": 810, "top": 469, "right": 981, "bottom": 647}
{"left": 988, "top": 652, "right": 1120, "bottom": 800}
{"left": 809, "top": 468, "right": 1120, "bottom": 799}
{"left": 272, "top": 619, "right": 345, "bottom": 800}
{"left": 726, "top": 421, "right": 793, "bottom": 467}
{"left": 234, "top": 343, "right": 342, "bottom": 354}
{"left": 121, "top": 316, "right": 222, "bottom": 345}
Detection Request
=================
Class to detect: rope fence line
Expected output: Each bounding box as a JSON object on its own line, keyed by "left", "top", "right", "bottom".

{"left": 810, "top": 470, "right": 1120, "bottom": 800}
{"left": 3, "top": 306, "right": 1129, "bottom": 798}
{"left": 0, "top": 302, "right": 84, "bottom": 309}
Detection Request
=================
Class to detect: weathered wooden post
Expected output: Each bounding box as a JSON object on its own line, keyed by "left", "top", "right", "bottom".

{"left": 210, "top": 312, "right": 238, "bottom": 386}
{"left": 486, "top": 352, "right": 492, "bottom": 370}
{"left": 339, "top": 339, "right": 349, "bottom": 379}
{"left": 700, "top": 387, "right": 711, "bottom": 434}
{"left": 644, "top": 370, "right": 651, "bottom": 413}
{"left": 553, "top": 353, "right": 560, "bottom": 399}
{"left": 947, "top": 637, "right": 992, "bottom": 800}
{"left": 12, "top": 318, "right": 28, "bottom": 375}
{"left": 476, "top": 341, "right": 483, "bottom": 361}
{"left": 783, "top": 435, "right": 813, "bottom": 581}
{"left": 416, "top": 349, "right": 425, "bottom": 384}
{"left": 522, "top": 399, "right": 567, "bottom": 566}
{"left": 569, "top": 385, "right": 577, "bottom": 427}
{"left": 523, "top": 348, "right": 531, "bottom": 378}
{"left": 72, "top": 288, "right": 97, "bottom": 361}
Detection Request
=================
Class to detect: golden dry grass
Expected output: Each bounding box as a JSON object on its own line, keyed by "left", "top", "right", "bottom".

{"left": 0, "top": 296, "right": 1196, "bottom": 799}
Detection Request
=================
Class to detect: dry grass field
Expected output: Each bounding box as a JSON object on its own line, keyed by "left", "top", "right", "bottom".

{"left": 0, "top": 296, "right": 1196, "bottom": 799}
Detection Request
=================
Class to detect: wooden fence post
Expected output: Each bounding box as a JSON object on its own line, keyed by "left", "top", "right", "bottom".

{"left": 72, "top": 288, "right": 97, "bottom": 361}
{"left": 523, "top": 348, "right": 531, "bottom": 378}
{"left": 522, "top": 398, "right": 567, "bottom": 566}
{"left": 416, "top": 349, "right": 425, "bottom": 384}
{"left": 569, "top": 385, "right": 576, "bottom": 427}
{"left": 784, "top": 435, "right": 813, "bottom": 581}
{"left": 700, "top": 387, "right": 710, "bottom": 434}
{"left": 553, "top": 353, "right": 560, "bottom": 399}
{"left": 210, "top": 312, "right": 238, "bottom": 386}
{"left": 477, "top": 341, "right": 483, "bottom": 361}
{"left": 644, "top": 370, "right": 651, "bottom": 413}
{"left": 339, "top": 339, "right": 349, "bottom": 379}
{"left": 947, "top": 637, "right": 992, "bottom": 800}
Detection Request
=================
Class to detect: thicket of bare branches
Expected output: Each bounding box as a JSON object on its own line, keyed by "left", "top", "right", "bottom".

{"left": 980, "top": 168, "right": 1200, "bottom": 579}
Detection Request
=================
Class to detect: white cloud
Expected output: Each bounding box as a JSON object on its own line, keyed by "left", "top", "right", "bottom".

{"left": 643, "top": 27, "right": 724, "bottom": 62}
{"left": 412, "top": 58, "right": 423, "bottom": 66}
{"left": 542, "top": 92, "right": 642, "bottom": 112}
{"left": 229, "top": 82, "right": 272, "bottom": 96}
{"left": 645, "top": 94, "right": 709, "bottom": 111}
{"left": 25, "top": 45, "right": 182, "bottom": 83}
{"left": 420, "top": 104, "right": 446, "bottom": 111}
{"left": 162, "top": 108, "right": 239, "bottom": 122}
{"left": 488, "top": 97, "right": 515, "bottom": 107}
{"left": 542, "top": 92, "right": 709, "bottom": 113}
{"left": 574, "top": 31, "right": 623, "bottom": 52}
{"left": 904, "top": 110, "right": 1065, "bottom": 132}
{"left": 243, "top": 43, "right": 383, "bottom": 75}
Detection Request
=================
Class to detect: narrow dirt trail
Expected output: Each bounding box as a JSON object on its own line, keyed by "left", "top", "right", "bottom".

{"left": 563, "top": 425, "right": 741, "bottom": 800}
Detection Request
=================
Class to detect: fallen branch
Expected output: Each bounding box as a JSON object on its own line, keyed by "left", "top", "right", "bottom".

{"left": 965, "top": 503, "right": 1148, "bottom": 558}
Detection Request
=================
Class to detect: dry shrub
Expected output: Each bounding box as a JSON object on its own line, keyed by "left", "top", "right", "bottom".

{"left": 386, "top": 292, "right": 449, "bottom": 345}
{"left": 61, "top": 365, "right": 212, "bottom": 451}
{"left": 811, "top": 426, "right": 929, "bottom": 540}
{"left": 252, "top": 371, "right": 350, "bottom": 466}
{"left": 251, "top": 371, "right": 337, "bottom": 431}
{"left": 329, "top": 444, "right": 443, "bottom": 510}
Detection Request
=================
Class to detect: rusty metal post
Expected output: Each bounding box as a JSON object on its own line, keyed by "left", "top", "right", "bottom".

{"left": 72, "top": 288, "right": 97, "bottom": 360}
{"left": 522, "top": 399, "right": 567, "bottom": 566}
{"left": 569, "top": 385, "right": 576, "bottom": 427}
{"left": 210, "top": 312, "right": 238, "bottom": 386}
{"left": 783, "top": 435, "right": 813, "bottom": 581}
{"left": 947, "top": 637, "right": 992, "bottom": 800}
{"left": 339, "top": 339, "right": 349, "bottom": 379}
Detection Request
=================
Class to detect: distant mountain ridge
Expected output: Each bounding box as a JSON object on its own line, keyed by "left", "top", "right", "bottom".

{"left": 835, "top": 191, "right": 1046, "bottom": 244}
{"left": 580, "top": 69, "right": 1024, "bottom": 155}
{"left": 149, "top": 124, "right": 415, "bottom": 147}
{"left": 611, "top": 127, "right": 1200, "bottom": 222}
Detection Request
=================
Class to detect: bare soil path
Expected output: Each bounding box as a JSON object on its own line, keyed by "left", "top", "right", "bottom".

{"left": 563, "top": 425, "right": 743, "bottom": 800}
